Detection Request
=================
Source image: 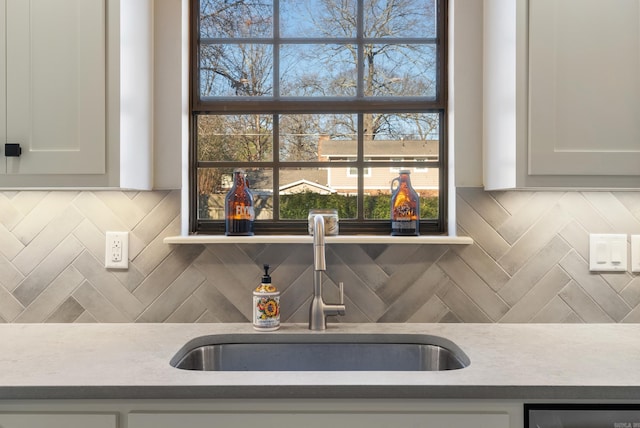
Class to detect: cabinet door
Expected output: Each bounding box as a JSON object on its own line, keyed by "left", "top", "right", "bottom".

{"left": 5, "top": 0, "right": 106, "bottom": 175}
{"left": 0, "top": 0, "right": 5, "bottom": 175}
{"left": 528, "top": 0, "right": 640, "bottom": 176}
{"left": 0, "top": 413, "right": 116, "bottom": 428}
{"left": 129, "top": 412, "right": 509, "bottom": 428}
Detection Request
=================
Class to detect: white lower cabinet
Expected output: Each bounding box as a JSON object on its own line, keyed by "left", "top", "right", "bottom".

{"left": 0, "top": 413, "right": 116, "bottom": 428}
{"left": 0, "top": 400, "right": 522, "bottom": 428}
{"left": 128, "top": 400, "right": 519, "bottom": 428}
{"left": 129, "top": 412, "right": 509, "bottom": 428}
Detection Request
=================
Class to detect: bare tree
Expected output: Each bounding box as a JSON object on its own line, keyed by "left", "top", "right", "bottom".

{"left": 198, "top": 0, "right": 274, "bottom": 203}
{"left": 199, "top": 0, "right": 273, "bottom": 97}
{"left": 294, "top": 0, "right": 439, "bottom": 140}
{"left": 279, "top": 114, "right": 319, "bottom": 161}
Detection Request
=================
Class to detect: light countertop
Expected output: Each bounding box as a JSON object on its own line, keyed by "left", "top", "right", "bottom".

{"left": 1, "top": 323, "right": 639, "bottom": 400}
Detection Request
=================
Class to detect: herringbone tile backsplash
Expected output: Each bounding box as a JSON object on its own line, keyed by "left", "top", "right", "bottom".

{"left": 1, "top": 188, "right": 639, "bottom": 323}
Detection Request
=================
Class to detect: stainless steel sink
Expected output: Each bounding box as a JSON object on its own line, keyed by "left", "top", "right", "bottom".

{"left": 170, "top": 333, "right": 469, "bottom": 371}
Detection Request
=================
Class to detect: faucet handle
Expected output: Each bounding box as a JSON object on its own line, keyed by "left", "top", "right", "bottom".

{"left": 339, "top": 282, "right": 344, "bottom": 305}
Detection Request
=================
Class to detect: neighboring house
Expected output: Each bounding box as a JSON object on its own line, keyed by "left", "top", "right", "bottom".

{"left": 220, "top": 137, "right": 439, "bottom": 197}
{"left": 316, "top": 137, "right": 440, "bottom": 196}
{"left": 207, "top": 137, "right": 439, "bottom": 219}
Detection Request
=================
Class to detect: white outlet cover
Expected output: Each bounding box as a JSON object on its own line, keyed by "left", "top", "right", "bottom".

{"left": 632, "top": 235, "right": 640, "bottom": 273}
{"left": 105, "top": 231, "right": 129, "bottom": 269}
{"left": 589, "top": 234, "right": 627, "bottom": 272}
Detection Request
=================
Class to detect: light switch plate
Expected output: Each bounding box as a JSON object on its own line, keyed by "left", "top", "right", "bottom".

{"left": 589, "top": 234, "right": 627, "bottom": 272}
{"left": 632, "top": 235, "right": 640, "bottom": 273}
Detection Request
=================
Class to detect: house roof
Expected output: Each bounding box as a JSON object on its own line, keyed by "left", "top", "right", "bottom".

{"left": 279, "top": 179, "right": 336, "bottom": 195}
{"left": 279, "top": 168, "right": 328, "bottom": 186}
{"left": 318, "top": 139, "right": 439, "bottom": 158}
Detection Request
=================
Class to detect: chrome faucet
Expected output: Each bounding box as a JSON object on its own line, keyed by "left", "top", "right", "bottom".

{"left": 309, "top": 214, "right": 346, "bottom": 330}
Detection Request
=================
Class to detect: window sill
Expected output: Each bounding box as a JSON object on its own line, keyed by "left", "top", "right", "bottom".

{"left": 163, "top": 235, "right": 473, "bottom": 245}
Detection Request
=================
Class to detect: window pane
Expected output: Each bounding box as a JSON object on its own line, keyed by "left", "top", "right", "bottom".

{"left": 364, "top": 0, "right": 437, "bottom": 39}
{"left": 198, "top": 167, "right": 273, "bottom": 221}
{"left": 280, "top": 0, "right": 357, "bottom": 38}
{"left": 363, "top": 44, "right": 437, "bottom": 98}
{"left": 323, "top": 165, "right": 359, "bottom": 197}
{"left": 197, "top": 167, "right": 232, "bottom": 220}
{"left": 280, "top": 44, "right": 357, "bottom": 97}
{"left": 364, "top": 113, "right": 440, "bottom": 160}
{"left": 247, "top": 168, "right": 274, "bottom": 220}
{"left": 364, "top": 167, "right": 439, "bottom": 220}
{"left": 200, "top": 0, "right": 273, "bottom": 39}
{"left": 280, "top": 167, "right": 357, "bottom": 220}
{"left": 280, "top": 114, "right": 357, "bottom": 161}
{"left": 200, "top": 44, "right": 273, "bottom": 97}
{"left": 197, "top": 115, "right": 273, "bottom": 162}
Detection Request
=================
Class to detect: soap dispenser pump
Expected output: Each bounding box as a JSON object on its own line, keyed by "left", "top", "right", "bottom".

{"left": 252, "top": 264, "right": 280, "bottom": 331}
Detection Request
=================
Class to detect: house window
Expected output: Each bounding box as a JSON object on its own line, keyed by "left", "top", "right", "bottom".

{"left": 389, "top": 158, "right": 404, "bottom": 173}
{"left": 191, "top": 0, "right": 448, "bottom": 234}
{"left": 414, "top": 158, "right": 429, "bottom": 172}
{"left": 347, "top": 166, "right": 372, "bottom": 178}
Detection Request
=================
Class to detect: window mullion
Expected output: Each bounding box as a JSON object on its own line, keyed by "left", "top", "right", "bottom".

{"left": 273, "top": 1, "right": 280, "bottom": 221}
{"left": 356, "top": 0, "right": 365, "bottom": 221}
{"left": 356, "top": 0, "right": 364, "bottom": 99}
{"left": 357, "top": 113, "right": 365, "bottom": 221}
{"left": 273, "top": 114, "right": 280, "bottom": 221}
{"left": 273, "top": 0, "right": 280, "bottom": 99}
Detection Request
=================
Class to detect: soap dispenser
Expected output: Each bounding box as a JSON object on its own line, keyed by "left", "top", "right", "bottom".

{"left": 253, "top": 264, "right": 280, "bottom": 331}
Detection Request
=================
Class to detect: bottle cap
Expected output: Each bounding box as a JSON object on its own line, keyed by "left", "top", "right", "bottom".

{"left": 255, "top": 264, "right": 277, "bottom": 293}
{"left": 261, "top": 264, "right": 272, "bottom": 284}
{"left": 399, "top": 169, "right": 411, "bottom": 174}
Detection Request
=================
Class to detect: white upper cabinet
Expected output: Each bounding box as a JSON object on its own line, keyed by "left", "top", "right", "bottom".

{"left": 0, "top": 414, "right": 116, "bottom": 428}
{"left": 0, "top": 0, "right": 200, "bottom": 190}
{"left": 0, "top": 1, "right": 5, "bottom": 176}
{"left": 529, "top": 0, "right": 640, "bottom": 176}
{"left": 484, "top": 0, "right": 640, "bottom": 189}
{"left": 0, "top": 0, "right": 108, "bottom": 185}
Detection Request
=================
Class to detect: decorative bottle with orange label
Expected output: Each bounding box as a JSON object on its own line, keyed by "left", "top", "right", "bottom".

{"left": 225, "top": 169, "right": 255, "bottom": 236}
{"left": 390, "top": 169, "right": 420, "bottom": 236}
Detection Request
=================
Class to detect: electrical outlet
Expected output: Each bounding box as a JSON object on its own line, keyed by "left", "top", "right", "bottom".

{"left": 632, "top": 235, "right": 640, "bottom": 273}
{"left": 105, "top": 231, "right": 129, "bottom": 269}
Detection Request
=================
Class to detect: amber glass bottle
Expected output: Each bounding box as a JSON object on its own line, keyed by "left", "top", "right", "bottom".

{"left": 390, "top": 169, "right": 420, "bottom": 236}
{"left": 225, "top": 170, "right": 255, "bottom": 236}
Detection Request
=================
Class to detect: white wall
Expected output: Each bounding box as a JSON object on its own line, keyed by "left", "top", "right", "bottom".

{"left": 450, "top": 0, "right": 484, "bottom": 187}
{"left": 153, "top": 0, "right": 183, "bottom": 190}
{"left": 121, "top": 0, "right": 154, "bottom": 190}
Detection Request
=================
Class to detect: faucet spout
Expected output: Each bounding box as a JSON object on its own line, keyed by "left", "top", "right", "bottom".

{"left": 309, "top": 214, "right": 346, "bottom": 330}
{"left": 313, "top": 215, "right": 326, "bottom": 271}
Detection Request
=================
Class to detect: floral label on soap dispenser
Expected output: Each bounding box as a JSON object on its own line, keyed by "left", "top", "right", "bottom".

{"left": 253, "top": 287, "right": 280, "bottom": 330}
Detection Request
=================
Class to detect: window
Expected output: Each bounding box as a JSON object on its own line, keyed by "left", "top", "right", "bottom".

{"left": 414, "top": 157, "right": 436, "bottom": 173}
{"left": 347, "top": 166, "right": 372, "bottom": 178}
{"left": 389, "top": 159, "right": 404, "bottom": 173}
{"left": 191, "top": 0, "right": 448, "bottom": 234}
